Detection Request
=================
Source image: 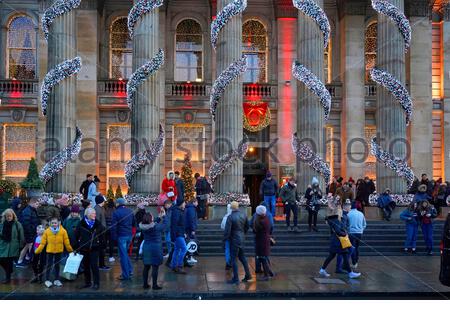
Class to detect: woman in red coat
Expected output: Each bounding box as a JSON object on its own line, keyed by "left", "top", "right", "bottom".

{"left": 253, "top": 205, "right": 274, "bottom": 281}
{"left": 161, "top": 171, "right": 177, "bottom": 202}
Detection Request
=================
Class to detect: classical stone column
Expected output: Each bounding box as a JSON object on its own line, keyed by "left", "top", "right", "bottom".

{"left": 130, "top": 2, "right": 162, "bottom": 194}
{"left": 296, "top": 0, "right": 325, "bottom": 191}
{"left": 375, "top": 0, "right": 407, "bottom": 193}
{"left": 340, "top": 8, "right": 366, "bottom": 180}
{"left": 443, "top": 5, "right": 450, "bottom": 182}
{"left": 214, "top": 0, "right": 243, "bottom": 193}
{"left": 45, "top": 5, "right": 77, "bottom": 193}
{"left": 409, "top": 5, "right": 432, "bottom": 178}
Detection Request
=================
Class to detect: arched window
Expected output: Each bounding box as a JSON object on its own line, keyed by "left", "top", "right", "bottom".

{"left": 110, "top": 17, "right": 132, "bottom": 79}
{"left": 242, "top": 19, "right": 267, "bottom": 83}
{"left": 7, "top": 15, "right": 36, "bottom": 79}
{"left": 365, "top": 22, "right": 377, "bottom": 83}
{"left": 175, "top": 19, "right": 203, "bottom": 82}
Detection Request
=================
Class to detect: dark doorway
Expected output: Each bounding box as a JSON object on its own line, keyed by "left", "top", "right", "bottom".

{"left": 243, "top": 174, "right": 265, "bottom": 213}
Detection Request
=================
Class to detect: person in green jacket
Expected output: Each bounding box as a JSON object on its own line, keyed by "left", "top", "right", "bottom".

{"left": 0, "top": 209, "right": 25, "bottom": 283}
{"left": 279, "top": 177, "right": 300, "bottom": 232}
{"left": 62, "top": 204, "right": 81, "bottom": 248}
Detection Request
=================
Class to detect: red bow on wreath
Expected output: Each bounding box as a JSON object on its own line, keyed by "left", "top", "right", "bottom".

{"left": 243, "top": 102, "right": 270, "bottom": 132}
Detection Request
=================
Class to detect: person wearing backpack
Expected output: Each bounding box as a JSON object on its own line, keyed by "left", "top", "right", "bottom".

{"left": 195, "top": 173, "right": 211, "bottom": 220}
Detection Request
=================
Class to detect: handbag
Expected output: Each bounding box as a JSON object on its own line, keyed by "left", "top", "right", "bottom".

{"left": 338, "top": 234, "right": 352, "bottom": 249}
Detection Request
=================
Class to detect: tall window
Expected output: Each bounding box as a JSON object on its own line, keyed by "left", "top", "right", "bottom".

{"left": 107, "top": 125, "right": 131, "bottom": 194}
{"left": 324, "top": 42, "right": 331, "bottom": 83}
{"left": 432, "top": 22, "right": 443, "bottom": 99}
{"left": 432, "top": 111, "right": 444, "bottom": 180}
{"left": 7, "top": 15, "right": 36, "bottom": 79}
{"left": 242, "top": 19, "right": 267, "bottom": 83}
{"left": 365, "top": 22, "right": 377, "bottom": 83}
{"left": 110, "top": 17, "right": 132, "bottom": 79}
{"left": 175, "top": 19, "right": 203, "bottom": 82}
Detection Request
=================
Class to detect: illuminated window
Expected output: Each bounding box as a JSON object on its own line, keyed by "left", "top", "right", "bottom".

{"left": 242, "top": 19, "right": 267, "bottom": 83}
{"left": 432, "top": 111, "right": 444, "bottom": 180}
{"left": 175, "top": 19, "right": 203, "bottom": 82}
{"left": 107, "top": 125, "right": 131, "bottom": 194}
{"left": 432, "top": 23, "right": 443, "bottom": 99}
{"left": 364, "top": 126, "right": 377, "bottom": 180}
{"left": 7, "top": 15, "right": 36, "bottom": 79}
{"left": 110, "top": 17, "right": 132, "bottom": 79}
{"left": 2, "top": 124, "right": 36, "bottom": 183}
{"left": 172, "top": 124, "right": 205, "bottom": 175}
{"left": 365, "top": 22, "right": 377, "bottom": 83}
{"left": 324, "top": 41, "right": 331, "bottom": 84}
{"left": 325, "top": 126, "right": 334, "bottom": 178}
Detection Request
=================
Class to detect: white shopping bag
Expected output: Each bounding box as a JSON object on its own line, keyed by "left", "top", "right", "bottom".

{"left": 63, "top": 252, "right": 84, "bottom": 275}
{"left": 139, "top": 240, "right": 144, "bottom": 255}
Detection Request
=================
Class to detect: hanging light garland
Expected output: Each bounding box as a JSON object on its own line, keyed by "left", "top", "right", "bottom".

{"left": 291, "top": 133, "right": 331, "bottom": 185}
{"left": 208, "top": 136, "right": 249, "bottom": 189}
{"left": 127, "top": 0, "right": 164, "bottom": 39}
{"left": 126, "top": 49, "right": 165, "bottom": 110}
{"left": 210, "top": 56, "right": 247, "bottom": 121}
{"left": 125, "top": 124, "right": 165, "bottom": 187}
{"left": 292, "top": 0, "right": 330, "bottom": 48}
{"left": 371, "top": 0, "right": 411, "bottom": 52}
{"left": 211, "top": 0, "right": 247, "bottom": 50}
{"left": 42, "top": 0, "right": 81, "bottom": 40}
{"left": 370, "top": 137, "right": 415, "bottom": 188}
{"left": 40, "top": 57, "right": 82, "bottom": 116}
{"left": 39, "top": 127, "right": 83, "bottom": 184}
{"left": 370, "top": 67, "right": 413, "bottom": 125}
{"left": 292, "top": 60, "right": 331, "bottom": 121}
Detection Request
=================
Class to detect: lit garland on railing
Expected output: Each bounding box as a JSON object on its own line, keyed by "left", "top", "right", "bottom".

{"left": 125, "top": 124, "right": 165, "bottom": 187}
{"left": 208, "top": 136, "right": 249, "bottom": 189}
{"left": 292, "top": 0, "right": 330, "bottom": 48}
{"left": 209, "top": 193, "right": 250, "bottom": 206}
{"left": 39, "top": 127, "right": 83, "bottom": 184}
{"left": 127, "top": 0, "right": 164, "bottom": 39}
{"left": 42, "top": 0, "right": 81, "bottom": 40}
{"left": 41, "top": 57, "right": 82, "bottom": 116}
{"left": 371, "top": 0, "right": 411, "bottom": 52}
{"left": 292, "top": 60, "right": 331, "bottom": 121}
{"left": 291, "top": 133, "right": 331, "bottom": 185}
{"left": 211, "top": 0, "right": 247, "bottom": 50}
{"left": 370, "top": 67, "right": 413, "bottom": 125}
{"left": 126, "top": 49, "right": 165, "bottom": 110}
{"left": 210, "top": 56, "right": 247, "bottom": 121}
{"left": 369, "top": 193, "right": 414, "bottom": 206}
{"left": 370, "top": 137, "right": 415, "bottom": 188}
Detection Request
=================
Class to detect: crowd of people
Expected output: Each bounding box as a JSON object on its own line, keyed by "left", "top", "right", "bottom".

{"left": 1, "top": 170, "right": 450, "bottom": 289}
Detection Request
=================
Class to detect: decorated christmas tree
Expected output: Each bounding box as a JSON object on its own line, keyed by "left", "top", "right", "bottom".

{"left": 106, "top": 185, "right": 115, "bottom": 201}
{"left": 181, "top": 153, "right": 195, "bottom": 202}
{"left": 20, "top": 158, "right": 44, "bottom": 190}
{"left": 115, "top": 185, "right": 123, "bottom": 199}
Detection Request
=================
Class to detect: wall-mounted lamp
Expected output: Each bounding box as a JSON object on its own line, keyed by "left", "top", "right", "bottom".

{"left": 285, "top": 80, "right": 291, "bottom": 86}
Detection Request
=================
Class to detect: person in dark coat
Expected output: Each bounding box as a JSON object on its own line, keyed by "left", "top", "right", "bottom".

{"left": 319, "top": 196, "right": 360, "bottom": 279}
{"left": 17, "top": 198, "right": 40, "bottom": 267}
{"left": 417, "top": 200, "right": 438, "bottom": 255}
{"left": 195, "top": 173, "right": 211, "bottom": 220}
{"left": 184, "top": 200, "right": 198, "bottom": 264}
{"left": 174, "top": 171, "right": 185, "bottom": 206}
{"left": 413, "top": 184, "right": 432, "bottom": 204}
{"left": 170, "top": 201, "right": 188, "bottom": 273}
{"left": 377, "top": 188, "right": 396, "bottom": 221}
{"left": 223, "top": 201, "right": 252, "bottom": 284}
{"left": 74, "top": 207, "right": 105, "bottom": 290}
{"left": 420, "top": 173, "right": 433, "bottom": 196}
{"left": 305, "top": 177, "right": 323, "bottom": 232}
{"left": 55, "top": 195, "right": 71, "bottom": 222}
{"left": 253, "top": 205, "right": 273, "bottom": 281}
{"left": 0, "top": 209, "right": 25, "bottom": 283}
{"left": 259, "top": 172, "right": 279, "bottom": 220}
{"left": 440, "top": 209, "right": 450, "bottom": 286}
{"left": 10, "top": 197, "right": 22, "bottom": 216}
{"left": 79, "top": 174, "right": 94, "bottom": 200}
{"left": 134, "top": 202, "right": 147, "bottom": 261}
{"left": 279, "top": 177, "right": 300, "bottom": 232}
{"left": 104, "top": 199, "right": 116, "bottom": 262}
{"left": 141, "top": 212, "right": 167, "bottom": 290}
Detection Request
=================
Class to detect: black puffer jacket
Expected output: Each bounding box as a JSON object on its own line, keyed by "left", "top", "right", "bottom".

{"left": 18, "top": 205, "right": 40, "bottom": 243}
{"left": 74, "top": 218, "right": 105, "bottom": 253}
{"left": 223, "top": 210, "right": 249, "bottom": 248}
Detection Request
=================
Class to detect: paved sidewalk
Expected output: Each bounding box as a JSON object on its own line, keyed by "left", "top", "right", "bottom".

{"left": 1, "top": 256, "right": 449, "bottom": 299}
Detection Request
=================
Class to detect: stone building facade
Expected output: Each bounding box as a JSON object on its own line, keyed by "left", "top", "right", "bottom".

{"left": 0, "top": 0, "right": 449, "bottom": 202}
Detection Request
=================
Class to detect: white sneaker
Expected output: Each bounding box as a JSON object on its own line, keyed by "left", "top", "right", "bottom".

{"left": 163, "top": 254, "right": 169, "bottom": 259}
{"left": 44, "top": 281, "right": 53, "bottom": 288}
{"left": 108, "top": 257, "right": 115, "bottom": 263}
{"left": 348, "top": 272, "right": 361, "bottom": 279}
{"left": 53, "top": 280, "right": 63, "bottom": 287}
{"left": 352, "top": 263, "right": 358, "bottom": 269}
{"left": 188, "top": 257, "right": 198, "bottom": 263}
{"left": 319, "top": 268, "right": 330, "bottom": 277}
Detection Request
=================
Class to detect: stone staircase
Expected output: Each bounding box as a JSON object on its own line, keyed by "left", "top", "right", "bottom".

{"left": 195, "top": 221, "right": 445, "bottom": 257}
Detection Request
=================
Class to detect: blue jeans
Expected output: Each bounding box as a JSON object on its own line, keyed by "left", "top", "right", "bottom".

{"left": 170, "top": 236, "right": 187, "bottom": 269}
{"left": 118, "top": 236, "right": 133, "bottom": 279}
{"left": 405, "top": 223, "right": 418, "bottom": 249}
{"left": 224, "top": 240, "right": 231, "bottom": 265}
{"left": 264, "top": 195, "right": 277, "bottom": 217}
{"left": 421, "top": 223, "right": 433, "bottom": 251}
{"left": 165, "top": 231, "right": 172, "bottom": 254}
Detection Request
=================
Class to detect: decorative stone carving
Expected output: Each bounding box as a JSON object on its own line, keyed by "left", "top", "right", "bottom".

{"left": 10, "top": 109, "right": 26, "bottom": 122}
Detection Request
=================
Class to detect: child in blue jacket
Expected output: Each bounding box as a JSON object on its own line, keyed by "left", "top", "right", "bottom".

{"left": 400, "top": 203, "right": 419, "bottom": 253}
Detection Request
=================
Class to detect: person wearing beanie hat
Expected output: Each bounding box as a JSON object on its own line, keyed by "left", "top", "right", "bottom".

{"left": 223, "top": 200, "right": 252, "bottom": 284}
{"left": 63, "top": 205, "right": 82, "bottom": 249}
{"left": 253, "top": 205, "right": 274, "bottom": 281}
{"left": 94, "top": 194, "right": 109, "bottom": 270}
{"left": 305, "top": 177, "right": 323, "bottom": 232}
{"left": 259, "top": 171, "right": 279, "bottom": 221}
